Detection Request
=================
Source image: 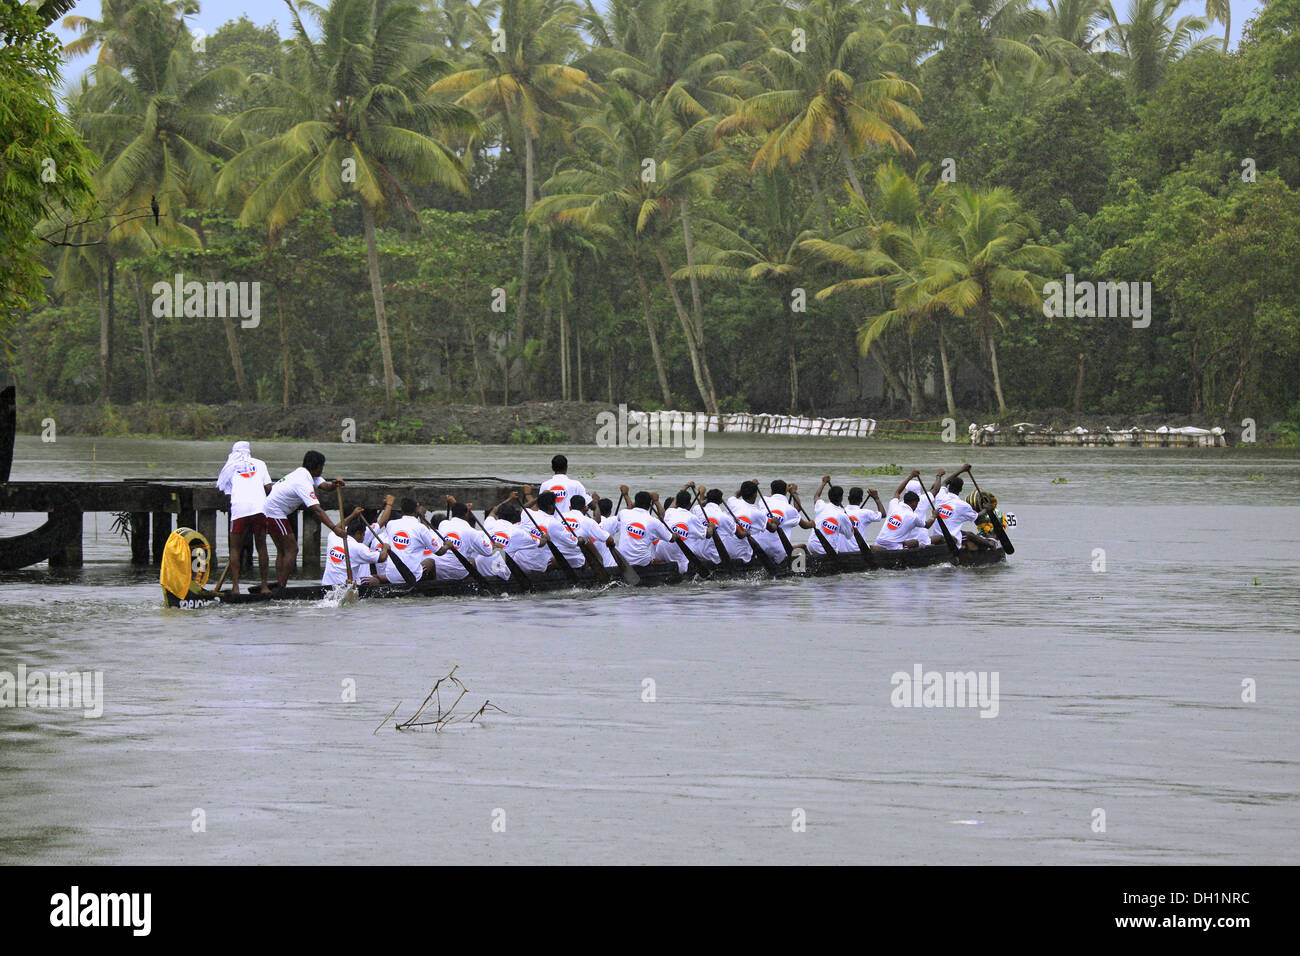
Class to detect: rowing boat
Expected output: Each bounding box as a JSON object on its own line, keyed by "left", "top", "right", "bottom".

{"left": 162, "top": 538, "right": 1007, "bottom": 609}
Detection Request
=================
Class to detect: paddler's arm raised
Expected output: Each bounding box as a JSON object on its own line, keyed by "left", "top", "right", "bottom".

{"left": 894, "top": 470, "right": 920, "bottom": 500}
{"left": 815, "top": 475, "right": 831, "bottom": 502}
{"left": 377, "top": 494, "right": 395, "bottom": 528}
{"left": 867, "top": 488, "right": 885, "bottom": 513}
{"left": 317, "top": 476, "right": 346, "bottom": 493}
{"left": 306, "top": 503, "right": 346, "bottom": 537}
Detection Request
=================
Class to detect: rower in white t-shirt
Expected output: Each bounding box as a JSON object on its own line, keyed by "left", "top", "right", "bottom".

{"left": 843, "top": 487, "right": 885, "bottom": 550}
{"left": 322, "top": 506, "right": 391, "bottom": 586}
{"left": 539, "top": 454, "right": 587, "bottom": 511}
{"left": 612, "top": 489, "right": 676, "bottom": 566}
{"left": 928, "top": 466, "right": 991, "bottom": 549}
{"left": 382, "top": 498, "right": 437, "bottom": 582}
{"left": 564, "top": 495, "right": 615, "bottom": 568}
{"left": 655, "top": 489, "right": 708, "bottom": 573}
{"left": 501, "top": 503, "right": 553, "bottom": 574}
{"left": 873, "top": 471, "right": 936, "bottom": 550}
{"left": 727, "top": 483, "right": 766, "bottom": 562}
{"left": 695, "top": 488, "right": 741, "bottom": 565}
{"left": 804, "top": 477, "right": 854, "bottom": 555}
{"left": 429, "top": 502, "right": 492, "bottom": 580}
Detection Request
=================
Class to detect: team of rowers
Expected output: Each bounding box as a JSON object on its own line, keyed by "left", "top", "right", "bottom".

{"left": 216, "top": 445, "right": 997, "bottom": 594}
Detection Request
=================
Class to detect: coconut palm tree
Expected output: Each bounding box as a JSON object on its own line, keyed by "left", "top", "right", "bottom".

{"left": 217, "top": 0, "right": 478, "bottom": 405}
{"left": 427, "top": 0, "right": 601, "bottom": 400}
{"left": 717, "top": 0, "right": 921, "bottom": 205}
{"left": 1204, "top": 0, "right": 1230, "bottom": 53}
{"left": 1100, "top": 0, "right": 1217, "bottom": 94}
{"left": 676, "top": 167, "right": 818, "bottom": 410}
{"left": 531, "top": 89, "right": 727, "bottom": 412}
{"left": 62, "top": 0, "right": 197, "bottom": 66}
{"left": 923, "top": 184, "right": 1062, "bottom": 413}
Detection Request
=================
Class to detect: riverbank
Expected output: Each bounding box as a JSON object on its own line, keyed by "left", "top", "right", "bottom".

{"left": 13, "top": 400, "right": 1294, "bottom": 445}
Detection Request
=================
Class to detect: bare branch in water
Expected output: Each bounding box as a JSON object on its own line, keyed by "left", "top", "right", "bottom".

{"left": 393, "top": 667, "right": 506, "bottom": 732}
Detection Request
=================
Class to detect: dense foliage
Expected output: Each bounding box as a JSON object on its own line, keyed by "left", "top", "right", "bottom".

{"left": 6, "top": 0, "right": 1300, "bottom": 430}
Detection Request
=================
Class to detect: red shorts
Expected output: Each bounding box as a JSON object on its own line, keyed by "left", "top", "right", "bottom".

{"left": 266, "top": 516, "right": 296, "bottom": 539}
{"left": 230, "top": 514, "right": 268, "bottom": 536}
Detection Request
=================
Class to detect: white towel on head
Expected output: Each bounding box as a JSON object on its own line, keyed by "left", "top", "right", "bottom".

{"left": 216, "top": 441, "right": 252, "bottom": 493}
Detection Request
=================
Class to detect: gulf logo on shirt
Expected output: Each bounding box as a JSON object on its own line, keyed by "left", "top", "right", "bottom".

{"left": 821, "top": 517, "right": 839, "bottom": 535}
{"left": 445, "top": 532, "right": 461, "bottom": 549}
{"left": 547, "top": 484, "right": 568, "bottom": 500}
{"left": 238, "top": 467, "right": 256, "bottom": 479}
{"left": 528, "top": 526, "right": 543, "bottom": 540}
{"left": 707, "top": 516, "right": 719, "bottom": 527}
{"left": 393, "top": 531, "right": 410, "bottom": 550}
{"left": 887, "top": 514, "right": 903, "bottom": 531}
{"left": 625, "top": 522, "right": 647, "bottom": 540}
{"left": 564, "top": 516, "right": 580, "bottom": 534}
{"left": 938, "top": 503, "right": 955, "bottom": 520}
{"left": 492, "top": 531, "right": 510, "bottom": 547}
{"left": 329, "top": 546, "right": 346, "bottom": 564}
{"left": 771, "top": 509, "right": 786, "bottom": 522}
{"left": 672, "top": 522, "right": 689, "bottom": 538}
{"left": 736, "top": 515, "right": 752, "bottom": 529}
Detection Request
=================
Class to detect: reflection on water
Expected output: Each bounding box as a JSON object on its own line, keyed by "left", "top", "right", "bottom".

{"left": 1, "top": 436, "right": 1298, "bottom": 863}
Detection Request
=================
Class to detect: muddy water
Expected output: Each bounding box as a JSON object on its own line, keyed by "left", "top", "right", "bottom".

{"left": 1, "top": 435, "right": 1296, "bottom": 863}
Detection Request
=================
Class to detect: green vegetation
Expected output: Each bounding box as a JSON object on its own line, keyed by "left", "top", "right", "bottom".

{"left": 372, "top": 417, "right": 425, "bottom": 444}
{"left": 3, "top": 0, "right": 1299, "bottom": 440}
{"left": 849, "top": 463, "right": 902, "bottom": 476}
{"left": 508, "top": 424, "right": 567, "bottom": 444}
{"left": 430, "top": 424, "right": 479, "bottom": 444}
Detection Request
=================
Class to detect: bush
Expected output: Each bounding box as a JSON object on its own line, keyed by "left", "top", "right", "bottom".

{"left": 508, "top": 424, "right": 566, "bottom": 445}
{"left": 372, "top": 417, "right": 424, "bottom": 444}
{"left": 430, "top": 424, "right": 479, "bottom": 445}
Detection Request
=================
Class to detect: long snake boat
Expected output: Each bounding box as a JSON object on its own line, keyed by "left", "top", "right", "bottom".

{"left": 161, "top": 526, "right": 1008, "bottom": 609}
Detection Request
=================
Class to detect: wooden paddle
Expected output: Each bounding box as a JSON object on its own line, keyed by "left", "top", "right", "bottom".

{"left": 846, "top": 495, "right": 879, "bottom": 569}
{"left": 210, "top": 560, "right": 231, "bottom": 594}
{"left": 650, "top": 493, "right": 709, "bottom": 578}
{"left": 718, "top": 495, "right": 778, "bottom": 577}
{"left": 918, "top": 472, "right": 960, "bottom": 558}
{"left": 791, "top": 491, "right": 842, "bottom": 570}
{"left": 336, "top": 487, "right": 353, "bottom": 584}
{"left": 556, "top": 505, "right": 610, "bottom": 584}
{"left": 464, "top": 507, "right": 533, "bottom": 593}
{"left": 605, "top": 492, "right": 643, "bottom": 586}
{"left": 967, "top": 467, "right": 1014, "bottom": 554}
{"left": 755, "top": 486, "right": 794, "bottom": 556}
{"left": 420, "top": 513, "right": 487, "bottom": 585}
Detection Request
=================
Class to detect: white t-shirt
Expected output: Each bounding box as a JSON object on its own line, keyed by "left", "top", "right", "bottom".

{"left": 763, "top": 494, "right": 801, "bottom": 532}
{"left": 322, "top": 532, "right": 382, "bottom": 585}
{"left": 226, "top": 458, "right": 271, "bottom": 520}
{"left": 383, "top": 515, "right": 435, "bottom": 581}
{"left": 808, "top": 500, "right": 854, "bottom": 555}
{"left": 696, "top": 501, "right": 737, "bottom": 563}
{"left": 904, "top": 479, "right": 932, "bottom": 520}
{"left": 505, "top": 523, "right": 551, "bottom": 573}
{"left": 932, "top": 488, "right": 979, "bottom": 546}
{"left": 655, "top": 506, "right": 705, "bottom": 571}
{"left": 563, "top": 509, "right": 614, "bottom": 567}
{"left": 614, "top": 508, "right": 672, "bottom": 565}
{"left": 431, "top": 516, "right": 491, "bottom": 579}
{"left": 264, "top": 467, "right": 324, "bottom": 519}
{"left": 842, "top": 504, "right": 883, "bottom": 550}
{"left": 875, "top": 498, "right": 925, "bottom": 550}
{"left": 540, "top": 474, "right": 587, "bottom": 509}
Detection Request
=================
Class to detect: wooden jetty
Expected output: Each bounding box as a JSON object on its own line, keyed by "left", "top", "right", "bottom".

{"left": 0, "top": 477, "right": 520, "bottom": 572}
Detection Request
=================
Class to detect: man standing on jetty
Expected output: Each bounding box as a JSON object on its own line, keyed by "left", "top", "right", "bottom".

{"left": 263, "top": 450, "right": 348, "bottom": 589}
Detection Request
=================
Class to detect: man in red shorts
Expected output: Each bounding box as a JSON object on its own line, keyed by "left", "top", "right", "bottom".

{"left": 216, "top": 441, "right": 273, "bottom": 594}
{"left": 263, "top": 450, "right": 347, "bottom": 589}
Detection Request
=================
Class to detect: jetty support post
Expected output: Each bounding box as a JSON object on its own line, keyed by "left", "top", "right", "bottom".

{"left": 130, "top": 512, "right": 149, "bottom": 564}
{"left": 47, "top": 510, "right": 83, "bottom": 568}
{"left": 301, "top": 511, "right": 321, "bottom": 573}
{"left": 152, "top": 511, "right": 171, "bottom": 564}
{"left": 197, "top": 509, "right": 218, "bottom": 572}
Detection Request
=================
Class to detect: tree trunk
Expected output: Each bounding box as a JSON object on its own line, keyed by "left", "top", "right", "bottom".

{"left": 559, "top": 302, "right": 569, "bottom": 401}
{"left": 222, "top": 313, "right": 249, "bottom": 400}
{"left": 134, "top": 279, "right": 155, "bottom": 405}
{"left": 653, "top": 240, "right": 719, "bottom": 414}
{"left": 868, "top": 341, "right": 909, "bottom": 410}
{"left": 576, "top": 324, "right": 583, "bottom": 402}
{"left": 937, "top": 318, "right": 957, "bottom": 418}
{"left": 782, "top": 290, "right": 799, "bottom": 411}
{"left": 984, "top": 316, "right": 1007, "bottom": 413}
{"left": 360, "top": 202, "right": 397, "bottom": 407}
{"left": 634, "top": 260, "right": 673, "bottom": 407}
{"left": 835, "top": 128, "right": 867, "bottom": 203}
{"left": 807, "top": 164, "right": 833, "bottom": 234}
{"left": 511, "top": 130, "right": 537, "bottom": 403}
{"left": 679, "top": 199, "right": 706, "bottom": 344}
{"left": 905, "top": 333, "right": 924, "bottom": 417}
{"left": 98, "top": 258, "right": 113, "bottom": 401}
{"left": 1073, "top": 352, "right": 1085, "bottom": 414}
